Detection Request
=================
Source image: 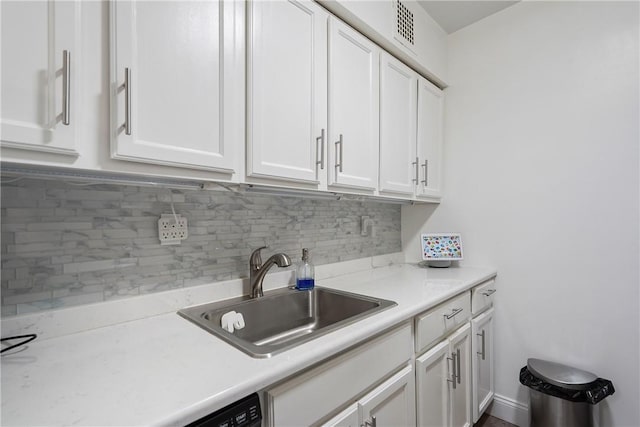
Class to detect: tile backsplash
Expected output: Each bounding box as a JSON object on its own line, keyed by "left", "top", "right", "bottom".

{"left": 1, "top": 178, "right": 401, "bottom": 316}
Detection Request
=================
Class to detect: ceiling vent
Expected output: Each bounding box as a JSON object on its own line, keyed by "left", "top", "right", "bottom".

{"left": 394, "top": 0, "right": 415, "bottom": 50}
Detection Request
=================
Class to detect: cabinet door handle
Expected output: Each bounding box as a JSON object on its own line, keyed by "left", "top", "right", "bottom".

{"left": 477, "top": 329, "right": 486, "bottom": 360}
{"left": 364, "top": 416, "right": 377, "bottom": 427}
{"left": 124, "top": 68, "right": 132, "bottom": 135}
{"left": 335, "top": 134, "right": 343, "bottom": 172}
{"left": 316, "top": 129, "right": 325, "bottom": 170}
{"left": 456, "top": 348, "right": 461, "bottom": 384}
{"left": 421, "top": 160, "right": 428, "bottom": 185}
{"left": 412, "top": 156, "right": 419, "bottom": 184}
{"left": 447, "top": 352, "right": 457, "bottom": 389}
{"left": 444, "top": 307, "right": 464, "bottom": 320}
{"left": 62, "top": 50, "right": 71, "bottom": 126}
{"left": 482, "top": 289, "right": 496, "bottom": 297}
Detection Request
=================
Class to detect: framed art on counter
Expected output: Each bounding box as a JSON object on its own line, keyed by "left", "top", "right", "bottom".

{"left": 420, "top": 233, "right": 463, "bottom": 267}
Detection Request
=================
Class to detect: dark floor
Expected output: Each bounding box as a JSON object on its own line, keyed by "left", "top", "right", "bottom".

{"left": 474, "top": 413, "right": 518, "bottom": 427}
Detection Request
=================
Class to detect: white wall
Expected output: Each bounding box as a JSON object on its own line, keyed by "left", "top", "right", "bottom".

{"left": 402, "top": 2, "right": 639, "bottom": 426}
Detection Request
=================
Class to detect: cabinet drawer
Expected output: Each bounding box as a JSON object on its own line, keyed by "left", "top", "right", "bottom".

{"left": 265, "top": 322, "right": 412, "bottom": 427}
{"left": 415, "top": 292, "right": 470, "bottom": 354}
{"left": 471, "top": 279, "right": 496, "bottom": 315}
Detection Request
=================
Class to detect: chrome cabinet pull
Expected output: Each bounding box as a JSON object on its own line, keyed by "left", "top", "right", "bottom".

{"left": 364, "top": 416, "right": 377, "bottom": 427}
{"left": 447, "top": 352, "right": 457, "bottom": 389}
{"left": 124, "top": 68, "right": 132, "bottom": 135}
{"left": 482, "top": 289, "right": 496, "bottom": 297}
{"left": 477, "top": 329, "right": 486, "bottom": 360}
{"left": 412, "top": 156, "right": 419, "bottom": 184}
{"left": 444, "top": 307, "right": 464, "bottom": 320}
{"left": 316, "top": 129, "right": 325, "bottom": 170}
{"left": 456, "top": 348, "right": 461, "bottom": 384}
{"left": 421, "top": 160, "right": 428, "bottom": 185}
{"left": 335, "top": 134, "right": 343, "bottom": 172}
{"left": 62, "top": 50, "right": 71, "bottom": 125}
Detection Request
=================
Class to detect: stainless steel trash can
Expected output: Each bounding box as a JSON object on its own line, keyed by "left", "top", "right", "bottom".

{"left": 519, "top": 358, "right": 615, "bottom": 427}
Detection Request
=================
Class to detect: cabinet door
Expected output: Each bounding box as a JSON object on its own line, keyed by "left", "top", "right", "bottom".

{"left": 449, "top": 323, "right": 472, "bottom": 427}
{"left": 379, "top": 52, "right": 417, "bottom": 196}
{"left": 416, "top": 76, "right": 444, "bottom": 199}
{"left": 265, "top": 323, "right": 412, "bottom": 427}
{"left": 472, "top": 308, "right": 495, "bottom": 423}
{"left": 247, "top": 0, "right": 327, "bottom": 185}
{"left": 359, "top": 365, "right": 416, "bottom": 427}
{"left": 322, "top": 403, "right": 359, "bottom": 427}
{"left": 1, "top": 0, "right": 80, "bottom": 156}
{"left": 415, "top": 341, "right": 450, "bottom": 427}
{"left": 328, "top": 17, "right": 379, "bottom": 191}
{"left": 110, "top": 0, "right": 243, "bottom": 173}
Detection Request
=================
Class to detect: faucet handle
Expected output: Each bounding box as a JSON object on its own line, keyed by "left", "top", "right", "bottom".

{"left": 250, "top": 246, "right": 268, "bottom": 269}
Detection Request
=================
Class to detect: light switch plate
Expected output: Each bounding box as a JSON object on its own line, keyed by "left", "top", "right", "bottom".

{"left": 361, "top": 216, "right": 374, "bottom": 237}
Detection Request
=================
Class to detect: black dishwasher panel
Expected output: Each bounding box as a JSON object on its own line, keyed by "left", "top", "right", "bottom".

{"left": 186, "top": 393, "right": 261, "bottom": 427}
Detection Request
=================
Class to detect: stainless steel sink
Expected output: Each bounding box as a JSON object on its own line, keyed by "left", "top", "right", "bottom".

{"left": 178, "top": 287, "right": 396, "bottom": 358}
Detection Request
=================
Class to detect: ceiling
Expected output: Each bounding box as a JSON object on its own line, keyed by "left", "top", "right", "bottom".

{"left": 417, "top": 1, "right": 519, "bottom": 34}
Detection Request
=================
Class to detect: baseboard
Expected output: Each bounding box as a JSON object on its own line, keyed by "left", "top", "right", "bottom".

{"left": 487, "top": 393, "right": 529, "bottom": 427}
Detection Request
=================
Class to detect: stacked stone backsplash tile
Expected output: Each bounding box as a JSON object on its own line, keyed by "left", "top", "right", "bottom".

{"left": 1, "top": 179, "right": 401, "bottom": 316}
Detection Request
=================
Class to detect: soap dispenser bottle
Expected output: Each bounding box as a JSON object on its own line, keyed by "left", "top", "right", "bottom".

{"left": 295, "top": 248, "right": 315, "bottom": 290}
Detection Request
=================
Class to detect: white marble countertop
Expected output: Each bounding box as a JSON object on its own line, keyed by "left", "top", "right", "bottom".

{"left": 1, "top": 262, "right": 496, "bottom": 426}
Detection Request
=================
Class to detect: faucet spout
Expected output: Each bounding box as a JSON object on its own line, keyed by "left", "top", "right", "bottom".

{"left": 249, "top": 248, "right": 291, "bottom": 298}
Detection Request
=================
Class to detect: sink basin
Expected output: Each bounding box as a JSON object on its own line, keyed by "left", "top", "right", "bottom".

{"left": 178, "top": 287, "right": 396, "bottom": 358}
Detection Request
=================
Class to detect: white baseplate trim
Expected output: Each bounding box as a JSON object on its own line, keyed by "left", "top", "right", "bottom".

{"left": 488, "top": 393, "right": 529, "bottom": 427}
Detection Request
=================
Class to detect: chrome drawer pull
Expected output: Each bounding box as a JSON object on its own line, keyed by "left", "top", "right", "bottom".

{"left": 412, "top": 156, "right": 419, "bottom": 184}
{"left": 444, "top": 307, "right": 464, "bottom": 319}
{"left": 62, "top": 50, "right": 71, "bottom": 125}
{"left": 482, "top": 289, "right": 496, "bottom": 297}
{"left": 477, "top": 329, "right": 486, "bottom": 360}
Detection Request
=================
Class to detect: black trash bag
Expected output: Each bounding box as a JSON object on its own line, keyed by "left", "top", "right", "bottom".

{"left": 519, "top": 366, "right": 615, "bottom": 405}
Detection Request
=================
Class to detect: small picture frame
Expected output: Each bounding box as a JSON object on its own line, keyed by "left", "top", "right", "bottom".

{"left": 420, "top": 233, "right": 463, "bottom": 268}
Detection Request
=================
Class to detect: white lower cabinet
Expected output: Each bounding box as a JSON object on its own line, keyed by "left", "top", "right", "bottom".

{"left": 264, "top": 284, "right": 495, "bottom": 427}
{"left": 416, "top": 322, "right": 472, "bottom": 427}
{"left": 359, "top": 365, "right": 416, "bottom": 427}
{"left": 323, "top": 403, "right": 359, "bottom": 427}
{"left": 323, "top": 365, "right": 416, "bottom": 427}
{"left": 472, "top": 307, "right": 495, "bottom": 423}
{"left": 265, "top": 323, "right": 412, "bottom": 427}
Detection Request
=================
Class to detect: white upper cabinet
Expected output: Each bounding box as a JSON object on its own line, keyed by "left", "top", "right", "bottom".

{"left": 328, "top": 17, "right": 379, "bottom": 191}
{"left": 417, "top": 76, "right": 444, "bottom": 199}
{"left": 110, "top": 0, "right": 243, "bottom": 174}
{"left": 379, "top": 52, "right": 418, "bottom": 196}
{"left": 1, "top": 0, "right": 80, "bottom": 156}
{"left": 247, "top": 0, "right": 328, "bottom": 185}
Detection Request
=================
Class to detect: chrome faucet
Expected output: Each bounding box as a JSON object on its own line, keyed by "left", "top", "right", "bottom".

{"left": 249, "top": 246, "right": 292, "bottom": 298}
